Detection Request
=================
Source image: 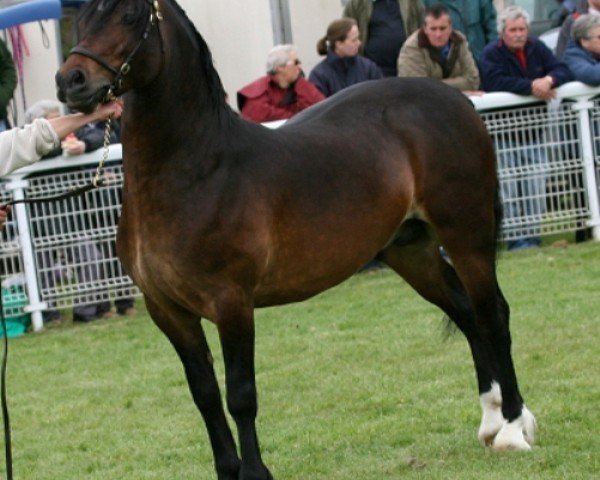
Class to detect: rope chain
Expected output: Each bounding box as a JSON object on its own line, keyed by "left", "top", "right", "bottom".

{"left": 92, "top": 113, "right": 114, "bottom": 188}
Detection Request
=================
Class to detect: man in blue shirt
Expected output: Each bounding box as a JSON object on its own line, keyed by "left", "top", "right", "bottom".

{"left": 480, "top": 5, "right": 573, "bottom": 250}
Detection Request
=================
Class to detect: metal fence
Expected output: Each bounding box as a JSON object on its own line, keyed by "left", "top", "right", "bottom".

{"left": 0, "top": 146, "right": 136, "bottom": 331}
{"left": 2, "top": 82, "right": 600, "bottom": 332}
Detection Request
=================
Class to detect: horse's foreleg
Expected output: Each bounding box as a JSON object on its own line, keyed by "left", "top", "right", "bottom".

{"left": 144, "top": 296, "right": 241, "bottom": 480}
{"left": 216, "top": 299, "right": 274, "bottom": 480}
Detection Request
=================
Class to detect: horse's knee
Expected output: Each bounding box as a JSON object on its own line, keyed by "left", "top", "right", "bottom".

{"left": 226, "top": 381, "right": 258, "bottom": 420}
{"left": 180, "top": 357, "right": 224, "bottom": 414}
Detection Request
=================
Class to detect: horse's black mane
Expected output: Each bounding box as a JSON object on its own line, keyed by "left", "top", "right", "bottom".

{"left": 166, "top": 0, "right": 228, "bottom": 111}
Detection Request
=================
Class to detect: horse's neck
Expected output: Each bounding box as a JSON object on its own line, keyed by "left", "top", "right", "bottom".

{"left": 120, "top": 88, "right": 232, "bottom": 180}
{"left": 121, "top": 3, "right": 233, "bottom": 174}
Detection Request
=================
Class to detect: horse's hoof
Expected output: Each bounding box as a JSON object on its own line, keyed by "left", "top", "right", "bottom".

{"left": 478, "top": 382, "right": 504, "bottom": 446}
{"left": 238, "top": 467, "right": 274, "bottom": 480}
{"left": 490, "top": 406, "right": 537, "bottom": 451}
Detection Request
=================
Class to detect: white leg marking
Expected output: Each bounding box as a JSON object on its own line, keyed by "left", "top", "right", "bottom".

{"left": 478, "top": 381, "right": 504, "bottom": 446}
{"left": 521, "top": 405, "right": 537, "bottom": 446}
{"left": 491, "top": 405, "right": 537, "bottom": 451}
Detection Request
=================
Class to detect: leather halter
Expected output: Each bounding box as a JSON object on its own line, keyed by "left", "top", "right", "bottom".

{"left": 69, "top": 0, "right": 163, "bottom": 98}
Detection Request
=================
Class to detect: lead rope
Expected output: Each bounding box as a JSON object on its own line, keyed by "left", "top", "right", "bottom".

{"left": 0, "top": 114, "right": 115, "bottom": 480}
{"left": 5, "top": 117, "right": 114, "bottom": 208}
{"left": 1, "top": 295, "right": 12, "bottom": 480}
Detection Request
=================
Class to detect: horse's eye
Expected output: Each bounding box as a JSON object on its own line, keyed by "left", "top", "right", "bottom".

{"left": 122, "top": 12, "right": 137, "bottom": 26}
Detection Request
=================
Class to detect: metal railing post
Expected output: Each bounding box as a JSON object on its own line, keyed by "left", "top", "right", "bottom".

{"left": 4, "top": 178, "right": 46, "bottom": 331}
{"left": 572, "top": 98, "right": 600, "bottom": 240}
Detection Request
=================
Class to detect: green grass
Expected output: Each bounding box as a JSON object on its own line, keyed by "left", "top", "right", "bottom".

{"left": 2, "top": 242, "right": 599, "bottom": 479}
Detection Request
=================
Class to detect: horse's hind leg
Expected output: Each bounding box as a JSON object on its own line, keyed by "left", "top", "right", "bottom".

{"left": 380, "top": 219, "right": 535, "bottom": 450}
{"left": 434, "top": 221, "right": 536, "bottom": 451}
{"left": 379, "top": 220, "right": 502, "bottom": 443}
{"left": 144, "top": 296, "right": 241, "bottom": 480}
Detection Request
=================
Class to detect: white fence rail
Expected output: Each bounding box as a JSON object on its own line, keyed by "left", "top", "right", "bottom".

{"left": 2, "top": 81, "right": 600, "bottom": 331}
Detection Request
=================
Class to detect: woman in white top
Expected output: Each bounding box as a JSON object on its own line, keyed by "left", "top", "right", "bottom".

{"left": 0, "top": 101, "right": 122, "bottom": 228}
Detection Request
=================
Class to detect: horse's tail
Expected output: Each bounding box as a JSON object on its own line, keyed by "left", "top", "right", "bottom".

{"left": 494, "top": 179, "right": 504, "bottom": 260}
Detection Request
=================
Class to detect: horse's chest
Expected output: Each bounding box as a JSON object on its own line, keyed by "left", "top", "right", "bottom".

{"left": 117, "top": 218, "right": 178, "bottom": 298}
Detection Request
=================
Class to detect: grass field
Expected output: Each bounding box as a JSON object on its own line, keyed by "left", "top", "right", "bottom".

{"left": 1, "top": 242, "right": 599, "bottom": 479}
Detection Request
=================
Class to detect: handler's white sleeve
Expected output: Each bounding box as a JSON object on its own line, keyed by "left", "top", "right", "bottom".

{"left": 0, "top": 118, "right": 60, "bottom": 177}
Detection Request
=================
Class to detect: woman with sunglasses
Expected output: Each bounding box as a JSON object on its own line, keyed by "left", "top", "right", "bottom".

{"left": 237, "top": 44, "right": 325, "bottom": 123}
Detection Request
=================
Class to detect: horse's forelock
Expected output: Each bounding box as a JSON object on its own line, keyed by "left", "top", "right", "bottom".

{"left": 78, "top": 0, "right": 149, "bottom": 37}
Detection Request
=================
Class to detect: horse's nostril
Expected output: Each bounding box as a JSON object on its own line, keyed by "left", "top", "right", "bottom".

{"left": 67, "top": 69, "right": 87, "bottom": 88}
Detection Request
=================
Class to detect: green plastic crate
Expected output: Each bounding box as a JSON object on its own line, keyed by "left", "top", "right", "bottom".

{"left": 1, "top": 286, "right": 31, "bottom": 338}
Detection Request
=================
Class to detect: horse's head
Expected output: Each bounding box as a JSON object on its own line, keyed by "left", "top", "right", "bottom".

{"left": 56, "top": 0, "right": 164, "bottom": 112}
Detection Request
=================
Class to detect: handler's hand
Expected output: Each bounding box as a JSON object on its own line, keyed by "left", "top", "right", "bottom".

{"left": 92, "top": 100, "right": 124, "bottom": 122}
{"left": 0, "top": 206, "right": 11, "bottom": 230}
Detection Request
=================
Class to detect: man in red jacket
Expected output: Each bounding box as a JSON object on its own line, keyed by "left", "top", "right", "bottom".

{"left": 237, "top": 44, "right": 325, "bottom": 123}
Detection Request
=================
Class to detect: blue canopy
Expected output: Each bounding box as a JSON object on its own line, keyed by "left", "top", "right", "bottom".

{"left": 0, "top": 0, "right": 61, "bottom": 30}
{"left": 61, "top": 0, "right": 86, "bottom": 6}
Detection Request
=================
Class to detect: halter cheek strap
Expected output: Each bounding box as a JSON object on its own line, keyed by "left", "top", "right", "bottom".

{"left": 68, "top": 0, "right": 163, "bottom": 97}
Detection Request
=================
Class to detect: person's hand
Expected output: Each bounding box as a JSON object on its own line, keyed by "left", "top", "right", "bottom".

{"left": 92, "top": 99, "right": 123, "bottom": 122}
{"left": 531, "top": 76, "right": 556, "bottom": 100}
{"left": 463, "top": 90, "right": 485, "bottom": 97}
{"left": 0, "top": 206, "right": 11, "bottom": 230}
{"left": 61, "top": 136, "right": 86, "bottom": 156}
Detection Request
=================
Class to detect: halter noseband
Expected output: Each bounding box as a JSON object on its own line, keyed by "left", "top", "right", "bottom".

{"left": 69, "top": 0, "right": 163, "bottom": 98}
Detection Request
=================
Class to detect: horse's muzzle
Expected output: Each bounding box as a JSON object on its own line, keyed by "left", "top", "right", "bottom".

{"left": 55, "top": 68, "right": 111, "bottom": 113}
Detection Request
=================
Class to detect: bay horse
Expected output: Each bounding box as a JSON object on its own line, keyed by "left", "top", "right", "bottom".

{"left": 55, "top": 1, "right": 536, "bottom": 478}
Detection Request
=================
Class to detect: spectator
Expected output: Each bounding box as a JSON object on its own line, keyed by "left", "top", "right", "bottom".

{"left": 423, "top": 0, "right": 497, "bottom": 69}
{"left": 563, "top": 14, "right": 600, "bottom": 84}
{"left": 309, "top": 18, "right": 383, "bottom": 97}
{"left": 556, "top": 0, "right": 593, "bottom": 59}
{"left": 237, "top": 44, "right": 325, "bottom": 123}
{"left": 24, "top": 100, "right": 134, "bottom": 323}
{"left": 552, "top": 0, "right": 586, "bottom": 28}
{"left": 480, "top": 5, "right": 573, "bottom": 250}
{"left": 397, "top": 3, "right": 481, "bottom": 92}
{"left": 343, "top": 0, "right": 424, "bottom": 76}
{"left": 0, "top": 39, "right": 16, "bottom": 132}
{"left": 562, "top": 14, "right": 600, "bottom": 243}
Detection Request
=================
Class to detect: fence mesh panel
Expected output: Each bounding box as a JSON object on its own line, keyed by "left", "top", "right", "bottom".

{"left": 480, "top": 101, "right": 588, "bottom": 240}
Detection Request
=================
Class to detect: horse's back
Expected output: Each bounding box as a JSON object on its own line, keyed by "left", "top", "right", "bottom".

{"left": 286, "top": 77, "right": 481, "bottom": 131}
{"left": 275, "top": 77, "right": 494, "bottom": 188}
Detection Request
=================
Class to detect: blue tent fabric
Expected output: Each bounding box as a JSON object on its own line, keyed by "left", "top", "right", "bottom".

{"left": 61, "top": 1, "right": 86, "bottom": 7}
{"left": 0, "top": 0, "right": 61, "bottom": 29}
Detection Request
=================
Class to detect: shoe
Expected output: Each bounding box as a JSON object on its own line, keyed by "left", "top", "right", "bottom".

{"left": 43, "top": 310, "right": 62, "bottom": 324}
{"left": 508, "top": 238, "right": 539, "bottom": 251}
{"left": 73, "top": 311, "right": 113, "bottom": 322}
{"left": 73, "top": 313, "right": 96, "bottom": 323}
{"left": 117, "top": 307, "right": 137, "bottom": 316}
